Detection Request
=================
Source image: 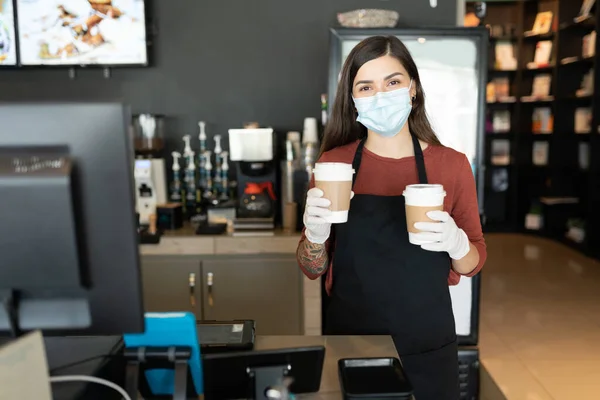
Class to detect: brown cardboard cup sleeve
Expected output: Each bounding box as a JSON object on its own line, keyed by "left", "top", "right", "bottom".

{"left": 313, "top": 162, "right": 354, "bottom": 224}
{"left": 403, "top": 184, "right": 446, "bottom": 245}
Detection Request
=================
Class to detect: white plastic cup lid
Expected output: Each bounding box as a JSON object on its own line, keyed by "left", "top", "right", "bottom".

{"left": 403, "top": 184, "right": 446, "bottom": 207}
{"left": 313, "top": 162, "right": 353, "bottom": 171}
{"left": 313, "top": 163, "right": 355, "bottom": 181}
{"left": 403, "top": 184, "right": 444, "bottom": 194}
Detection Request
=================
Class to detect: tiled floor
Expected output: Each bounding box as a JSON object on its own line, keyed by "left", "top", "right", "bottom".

{"left": 479, "top": 233, "right": 600, "bottom": 400}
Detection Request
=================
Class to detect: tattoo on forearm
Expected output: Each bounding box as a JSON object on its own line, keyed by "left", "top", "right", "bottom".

{"left": 298, "top": 240, "right": 329, "bottom": 275}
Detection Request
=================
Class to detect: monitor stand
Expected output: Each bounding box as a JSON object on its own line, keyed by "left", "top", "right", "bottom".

{"left": 248, "top": 364, "right": 291, "bottom": 400}
{"left": 0, "top": 290, "right": 91, "bottom": 338}
{"left": 124, "top": 346, "right": 195, "bottom": 400}
{"left": 44, "top": 338, "right": 196, "bottom": 400}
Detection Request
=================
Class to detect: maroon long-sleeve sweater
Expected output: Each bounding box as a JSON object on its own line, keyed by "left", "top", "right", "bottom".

{"left": 297, "top": 141, "right": 487, "bottom": 294}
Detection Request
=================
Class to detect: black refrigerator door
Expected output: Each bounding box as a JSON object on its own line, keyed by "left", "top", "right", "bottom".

{"left": 324, "top": 27, "right": 488, "bottom": 346}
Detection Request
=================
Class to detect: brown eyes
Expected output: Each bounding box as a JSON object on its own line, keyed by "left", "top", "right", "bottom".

{"left": 358, "top": 80, "right": 401, "bottom": 91}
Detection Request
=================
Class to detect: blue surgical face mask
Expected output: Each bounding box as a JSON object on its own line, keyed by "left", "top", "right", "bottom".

{"left": 352, "top": 80, "right": 413, "bottom": 138}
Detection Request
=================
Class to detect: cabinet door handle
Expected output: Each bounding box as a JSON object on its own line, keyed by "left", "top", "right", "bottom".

{"left": 207, "top": 272, "right": 214, "bottom": 307}
{"left": 189, "top": 272, "right": 196, "bottom": 307}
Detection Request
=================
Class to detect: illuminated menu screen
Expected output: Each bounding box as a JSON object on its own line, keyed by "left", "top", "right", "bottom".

{"left": 17, "top": 0, "right": 148, "bottom": 66}
{"left": 0, "top": 0, "right": 17, "bottom": 66}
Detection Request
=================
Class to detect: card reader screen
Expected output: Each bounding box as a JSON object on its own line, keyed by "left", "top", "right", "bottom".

{"left": 197, "top": 324, "right": 244, "bottom": 344}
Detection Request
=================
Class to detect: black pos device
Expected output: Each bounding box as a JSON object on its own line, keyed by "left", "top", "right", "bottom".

{"left": 0, "top": 102, "right": 325, "bottom": 400}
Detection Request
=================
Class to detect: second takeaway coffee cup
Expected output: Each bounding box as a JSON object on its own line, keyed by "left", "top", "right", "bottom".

{"left": 313, "top": 162, "right": 355, "bottom": 223}
{"left": 403, "top": 184, "right": 446, "bottom": 245}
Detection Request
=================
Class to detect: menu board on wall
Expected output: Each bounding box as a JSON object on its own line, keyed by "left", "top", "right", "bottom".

{"left": 16, "top": 0, "right": 148, "bottom": 66}
{"left": 0, "top": 0, "right": 17, "bottom": 66}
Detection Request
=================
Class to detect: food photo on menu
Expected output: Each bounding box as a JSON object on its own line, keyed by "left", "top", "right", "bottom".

{"left": 0, "top": 0, "right": 17, "bottom": 65}
{"left": 16, "top": 0, "right": 147, "bottom": 66}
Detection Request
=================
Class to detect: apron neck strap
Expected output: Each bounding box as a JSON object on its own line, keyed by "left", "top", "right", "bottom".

{"left": 411, "top": 133, "right": 428, "bottom": 184}
{"left": 351, "top": 133, "right": 429, "bottom": 188}
{"left": 351, "top": 139, "right": 366, "bottom": 188}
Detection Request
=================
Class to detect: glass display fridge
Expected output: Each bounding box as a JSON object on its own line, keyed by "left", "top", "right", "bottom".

{"left": 325, "top": 27, "right": 489, "bottom": 400}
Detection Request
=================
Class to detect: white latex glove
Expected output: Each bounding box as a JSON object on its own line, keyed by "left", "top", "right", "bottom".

{"left": 412, "top": 210, "right": 471, "bottom": 260}
{"left": 303, "top": 188, "right": 354, "bottom": 244}
{"left": 303, "top": 188, "right": 332, "bottom": 244}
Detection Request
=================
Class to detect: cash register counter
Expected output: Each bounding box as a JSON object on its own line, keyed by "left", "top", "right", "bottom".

{"left": 45, "top": 333, "right": 506, "bottom": 400}
{"left": 47, "top": 334, "right": 398, "bottom": 399}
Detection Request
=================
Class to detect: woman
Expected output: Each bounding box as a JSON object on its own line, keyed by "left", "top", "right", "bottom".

{"left": 296, "top": 36, "right": 486, "bottom": 400}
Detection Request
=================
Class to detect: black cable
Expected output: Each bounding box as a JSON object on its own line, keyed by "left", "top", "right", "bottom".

{"left": 50, "top": 336, "right": 125, "bottom": 374}
{"left": 1, "top": 289, "right": 21, "bottom": 338}
{"left": 49, "top": 354, "right": 123, "bottom": 374}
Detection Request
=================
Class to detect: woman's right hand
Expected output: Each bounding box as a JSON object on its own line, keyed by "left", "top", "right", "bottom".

{"left": 303, "top": 188, "right": 332, "bottom": 244}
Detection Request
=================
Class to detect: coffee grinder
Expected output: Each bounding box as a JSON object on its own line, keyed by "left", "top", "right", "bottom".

{"left": 132, "top": 114, "right": 168, "bottom": 225}
{"left": 228, "top": 127, "right": 278, "bottom": 231}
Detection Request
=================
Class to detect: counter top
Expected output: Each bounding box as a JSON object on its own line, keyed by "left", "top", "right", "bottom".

{"left": 44, "top": 335, "right": 398, "bottom": 400}
{"left": 159, "top": 223, "right": 301, "bottom": 239}
{"left": 140, "top": 227, "right": 301, "bottom": 256}
{"left": 255, "top": 335, "right": 399, "bottom": 399}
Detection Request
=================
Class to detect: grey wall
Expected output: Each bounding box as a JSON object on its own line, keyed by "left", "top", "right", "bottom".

{"left": 0, "top": 0, "right": 457, "bottom": 150}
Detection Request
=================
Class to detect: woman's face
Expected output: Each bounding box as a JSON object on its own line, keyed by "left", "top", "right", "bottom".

{"left": 352, "top": 55, "right": 415, "bottom": 99}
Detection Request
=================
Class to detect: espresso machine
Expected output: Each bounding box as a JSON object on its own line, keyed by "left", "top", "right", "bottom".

{"left": 228, "top": 127, "right": 277, "bottom": 232}
{"left": 132, "top": 114, "right": 168, "bottom": 225}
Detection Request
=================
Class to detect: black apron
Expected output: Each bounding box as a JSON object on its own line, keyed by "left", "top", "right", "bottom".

{"left": 325, "top": 134, "right": 459, "bottom": 400}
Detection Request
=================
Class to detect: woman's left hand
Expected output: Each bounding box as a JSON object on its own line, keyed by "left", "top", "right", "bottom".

{"left": 412, "top": 210, "right": 471, "bottom": 260}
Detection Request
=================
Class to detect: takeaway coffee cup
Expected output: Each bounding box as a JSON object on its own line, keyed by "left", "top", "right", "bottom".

{"left": 403, "top": 184, "right": 446, "bottom": 245}
{"left": 313, "top": 162, "right": 355, "bottom": 223}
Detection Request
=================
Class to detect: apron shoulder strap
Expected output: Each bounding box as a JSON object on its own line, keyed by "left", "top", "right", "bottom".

{"left": 352, "top": 135, "right": 429, "bottom": 186}
{"left": 411, "top": 134, "right": 428, "bottom": 184}
{"left": 351, "top": 139, "right": 366, "bottom": 188}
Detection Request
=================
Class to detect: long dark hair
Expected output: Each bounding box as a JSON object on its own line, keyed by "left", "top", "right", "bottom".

{"left": 321, "top": 36, "right": 441, "bottom": 156}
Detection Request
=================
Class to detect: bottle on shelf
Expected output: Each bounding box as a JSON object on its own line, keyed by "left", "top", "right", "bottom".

{"left": 214, "top": 134, "right": 223, "bottom": 167}
{"left": 184, "top": 150, "right": 197, "bottom": 214}
{"left": 220, "top": 151, "right": 230, "bottom": 201}
{"left": 213, "top": 135, "right": 223, "bottom": 197}
{"left": 198, "top": 121, "right": 208, "bottom": 153}
{"left": 302, "top": 117, "right": 319, "bottom": 179}
{"left": 196, "top": 122, "right": 209, "bottom": 204}
{"left": 202, "top": 150, "right": 215, "bottom": 203}
{"left": 170, "top": 151, "right": 183, "bottom": 203}
{"left": 321, "top": 94, "right": 328, "bottom": 126}
{"left": 182, "top": 134, "right": 193, "bottom": 167}
{"left": 197, "top": 121, "right": 208, "bottom": 177}
{"left": 287, "top": 131, "right": 302, "bottom": 163}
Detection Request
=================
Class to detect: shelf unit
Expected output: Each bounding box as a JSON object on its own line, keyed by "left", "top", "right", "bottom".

{"left": 468, "top": 0, "right": 600, "bottom": 259}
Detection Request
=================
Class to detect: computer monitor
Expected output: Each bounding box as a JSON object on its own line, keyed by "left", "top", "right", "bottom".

{"left": 0, "top": 102, "right": 144, "bottom": 336}
{"left": 201, "top": 346, "right": 326, "bottom": 400}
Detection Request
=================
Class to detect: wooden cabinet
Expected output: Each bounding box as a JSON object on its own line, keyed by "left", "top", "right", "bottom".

{"left": 201, "top": 255, "right": 303, "bottom": 335}
{"left": 139, "top": 255, "right": 202, "bottom": 318}
{"left": 139, "top": 254, "right": 303, "bottom": 335}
